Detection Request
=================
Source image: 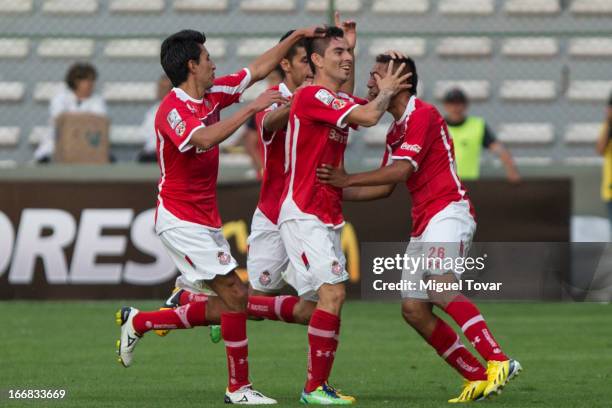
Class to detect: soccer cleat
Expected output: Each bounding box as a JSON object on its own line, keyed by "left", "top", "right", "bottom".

{"left": 448, "top": 380, "right": 487, "bottom": 403}
{"left": 154, "top": 288, "right": 183, "bottom": 337}
{"left": 115, "top": 307, "right": 142, "bottom": 368}
{"left": 300, "top": 384, "right": 355, "bottom": 405}
{"left": 210, "top": 325, "right": 222, "bottom": 343}
{"left": 323, "top": 383, "right": 356, "bottom": 403}
{"left": 224, "top": 386, "right": 277, "bottom": 404}
{"left": 483, "top": 359, "right": 522, "bottom": 397}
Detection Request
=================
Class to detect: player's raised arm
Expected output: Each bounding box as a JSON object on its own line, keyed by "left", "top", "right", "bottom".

{"left": 334, "top": 11, "right": 357, "bottom": 95}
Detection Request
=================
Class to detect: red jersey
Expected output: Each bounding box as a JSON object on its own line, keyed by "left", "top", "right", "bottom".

{"left": 154, "top": 68, "right": 251, "bottom": 232}
{"left": 279, "top": 85, "right": 367, "bottom": 228}
{"left": 254, "top": 82, "right": 293, "bottom": 225}
{"left": 381, "top": 96, "right": 474, "bottom": 237}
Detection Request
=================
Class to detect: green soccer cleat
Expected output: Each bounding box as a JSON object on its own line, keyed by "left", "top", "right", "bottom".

{"left": 300, "top": 384, "right": 355, "bottom": 405}
{"left": 209, "top": 325, "right": 221, "bottom": 344}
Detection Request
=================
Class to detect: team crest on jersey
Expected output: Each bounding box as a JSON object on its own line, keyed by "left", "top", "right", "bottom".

{"left": 331, "top": 99, "right": 346, "bottom": 110}
{"left": 217, "top": 251, "right": 231, "bottom": 265}
{"left": 175, "top": 120, "right": 186, "bottom": 137}
{"left": 331, "top": 260, "right": 343, "bottom": 276}
{"left": 401, "top": 142, "right": 421, "bottom": 153}
{"left": 166, "top": 108, "right": 182, "bottom": 129}
{"left": 315, "top": 89, "right": 334, "bottom": 106}
{"left": 258, "top": 271, "right": 272, "bottom": 286}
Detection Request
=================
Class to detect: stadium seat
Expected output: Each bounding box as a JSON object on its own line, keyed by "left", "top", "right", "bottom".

{"left": 0, "top": 0, "right": 32, "bottom": 14}
{"left": 33, "top": 82, "right": 63, "bottom": 102}
{"left": 0, "top": 39, "right": 29, "bottom": 59}
{"left": 102, "top": 82, "right": 157, "bottom": 102}
{"left": 0, "top": 127, "right": 20, "bottom": 146}
{"left": 220, "top": 153, "right": 252, "bottom": 167}
{"left": 104, "top": 39, "right": 161, "bottom": 59}
{"left": 173, "top": 0, "right": 228, "bottom": 12}
{"left": 205, "top": 38, "right": 227, "bottom": 59}
{"left": 500, "top": 80, "right": 556, "bottom": 101}
{"left": 570, "top": 0, "right": 612, "bottom": 15}
{"left": 37, "top": 39, "right": 95, "bottom": 58}
{"left": 237, "top": 38, "right": 278, "bottom": 58}
{"left": 564, "top": 123, "right": 602, "bottom": 144}
{"left": 362, "top": 124, "right": 389, "bottom": 146}
{"left": 0, "top": 82, "right": 25, "bottom": 102}
{"left": 28, "top": 126, "right": 50, "bottom": 145}
{"left": 434, "top": 80, "right": 490, "bottom": 101}
{"left": 42, "top": 0, "right": 98, "bottom": 14}
{"left": 0, "top": 159, "right": 17, "bottom": 168}
{"left": 567, "top": 81, "right": 612, "bottom": 102}
{"left": 569, "top": 38, "right": 612, "bottom": 58}
{"left": 564, "top": 156, "right": 604, "bottom": 166}
{"left": 497, "top": 123, "right": 555, "bottom": 144}
{"left": 241, "top": 81, "right": 268, "bottom": 102}
{"left": 503, "top": 0, "right": 560, "bottom": 15}
{"left": 436, "top": 37, "right": 492, "bottom": 57}
{"left": 438, "top": 0, "right": 494, "bottom": 16}
{"left": 510, "top": 156, "right": 554, "bottom": 166}
{"left": 501, "top": 38, "right": 558, "bottom": 57}
{"left": 368, "top": 38, "right": 426, "bottom": 57}
{"left": 109, "top": 0, "right": 165, "bottom": 13}
{"left": 372, "top": 0, "right": 429, "bottom": 14}
{"left": 240, "top": 0, "right": 296, "bottom": 12}
{"left": 306, "top": 0, "right": 361, "bottom": 13}
{"left": 110, "top": 126, "right": 143, "bottom": 145}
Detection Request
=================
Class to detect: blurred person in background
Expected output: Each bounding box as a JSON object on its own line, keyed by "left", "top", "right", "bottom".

{"left": 596, "top": 92, "right": 612, "bottom": 233}
{"left": 34, "top": 62, "right": 107, "bottom": 163}
{"left": 442, "top": 88, "right": 520, "bottom": 183}
{"left": 136, "top": 75, "right": 173, "bottom": 163}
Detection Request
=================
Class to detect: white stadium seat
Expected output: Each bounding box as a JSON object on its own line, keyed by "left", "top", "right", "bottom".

{"left": 240, "top": 0, "right": 296, "bottom": 12}
{"left": 438, "top": 0, "right": 494, "bottom": 16}
{"left": 306, "top": 0, "right": 361, "bottom": 13}
{"left": 0, "top": 160, "right": 17, "bottom": 168}
{"left": 510, "top": 157, "right": 554, "bottom": 166}
{"left": 109, "top": 0, "right": 165, "bottom": 13}
{"left": 111, "top": 126, "right": 143, "bottom": 145}
{"left": 564, "top": 123, "right": 602, "bottom": 144}
{"left": 569, "top": 38, "right": 612, "bottom": 58}
{"left": 237, "top": 38, "right": 278, "bottom": 58}
{"left": 33, "top": 82, "right": 63, "bottom": 102}
{"left": 500, "top": 80, "right": 556, "bottom": 101}
{"left": 368, "top": 38, "right": 426, "bottom": 58}
{"left": 0, "top": 82, "right": 25, "bottom": 102}
{"left": 564, "top": 156, "right": 604, "bottom": 166}
{"left": 0, "top": 0, "right": 32, "bottom": 14}
{"left": 37, "top": 39, "right": 95, "bottom": 58}
{"left": 372, "top": 0, "right": 429, "bottom": 14}
{"left": 220, "top": 153, "right": 252, "bottom": 167}
{"left": 570, "top": 0, "right": 612, "bottom": 15}
{"left": 241, "top": 81, "right": 268, "bottom": 102}
{"left": 437, "top": 37, "right": 492, "bottom": 57}
{"left": 205, "top": 38, "right": 227, "bottom": 59}
{"left": 362, "top": 124, "right": 390, "bottom": 146}
{"left": 0, "top": 127, "right": 20, "bottom": 146}
{"left": 42, "top": 0, "right": 98, "bottom": 14}
{"left": 503, "top": 0, "right": 560, "bottom": 15}
{"left": 29, "top": 126, "right": 50, "bottom": 145}
{"left": 501, "top": 38, "right": 558, "bottom": 58}
{"left": 103, "top": 82, "right": 157, "bottom": 102}
{"left": 104, "top": 39, "right": 161, "bottom": 59}
{"left": 497, "top": 123, "right": 555, "bottom": 144}
{"left": 173, "top": 0, "right": 228, "bottom": 12}
{"left": 0, "top": 39, "right": 29, "bottom": 59}
{"left": 434, "top": 80, "right": 490, "bottom": 101}
{"left": 567, "top": 81, "right": 612, "bottom": 102}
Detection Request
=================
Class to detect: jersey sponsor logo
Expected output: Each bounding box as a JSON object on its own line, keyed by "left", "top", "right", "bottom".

{"left": 315, "top": 89, "right": 335, "bottom": 106}
{"left": 258, "top": 271, "right": 271, "bottom": 286}
{"left": 175, "top": 121, "right": 186, "bottom": 137}
{"left": 331, "top": 99, "right": 347, "bottom": 110}
{"left": 329, "top": 129, "right": 348, "bottom": 144}
{"left": 400, "top": 142, "right": 422, "bottom": 153}
{"left": 166, "top": 108, "right": 182, "bottom": 129}
{"left": 217, "top": 251, "right": 231, "bottom": 265}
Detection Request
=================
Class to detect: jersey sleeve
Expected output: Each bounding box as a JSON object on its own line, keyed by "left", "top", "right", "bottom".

{"left": 298, "top": 86, "right": 360, "bottom": 129}
{"left": 390, "top": 107, "right": 433, "bottom": 172}
{"left": 208, "top": 68, "right": 252, "bottom": 110}
{"left": 156, "top": 102, "right": 205, "bottom": 153}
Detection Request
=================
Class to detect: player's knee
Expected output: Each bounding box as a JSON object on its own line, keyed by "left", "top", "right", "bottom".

{"left": 293, "top": 300, "right": 316, "bottom": 325}
{"left": 317, "top": 284, "right": 346, "bottom": 314}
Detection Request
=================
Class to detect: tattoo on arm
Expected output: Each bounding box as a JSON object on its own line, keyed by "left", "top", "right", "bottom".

{"left": 375, "top": 90, "right": 393, "bottom": 112}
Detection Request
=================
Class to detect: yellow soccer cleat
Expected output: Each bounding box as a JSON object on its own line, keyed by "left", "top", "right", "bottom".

{"left": 483, "top": 359, "right": 522, "bottom": 397}
{"left": 448, "top": 380, "right": 487, "bottom": 403}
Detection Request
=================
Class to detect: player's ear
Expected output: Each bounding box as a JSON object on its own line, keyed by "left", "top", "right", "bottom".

{"left": 280, "top": 58, "right": 291, "bottom": 74}
{"left": 311, "top": 52, "right": 324, "bottom": 69}
{"left": 187, "top": 59, "right": 198, "bottom": 75}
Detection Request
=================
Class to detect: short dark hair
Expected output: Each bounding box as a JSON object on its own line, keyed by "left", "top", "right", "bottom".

{"left": 276, "top": 30, "right": 307, "bottom": 78}
{"left": 65, "top": 62, "right": 97, "bottom": 90}
{"left": 161, "top": 30, "right": 206, "bottom": 87}
{"left": 443, "top": 88, "right": 468, "bottom": 104}
{"left": 375, "top": 54, "right": 418, "bottom": 95}
{"left": 305, "top": 26, "right": 344, "bottom": 73}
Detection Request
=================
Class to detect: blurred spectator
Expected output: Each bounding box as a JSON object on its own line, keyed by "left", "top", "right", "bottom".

{"left": 136, "top": 75, "right": 173, "bottom": 163}
{"left": 34, "top": 62, "right": 107, "bottom": 163}
{"left": 443, "top": 88, "right": 520, "bottom": 183}
{"left": 596, "top": 93, "right": 612, "bottom": 232}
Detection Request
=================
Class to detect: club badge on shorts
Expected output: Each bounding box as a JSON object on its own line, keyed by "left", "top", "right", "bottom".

{"left": 331, "top": 260, "right": 343, "bottom": 276}
{"left": 258, "top": 271, "right": 271, "bottom": 286}
{"left": 217, "top": 251, "right": 231, "bottom": 265}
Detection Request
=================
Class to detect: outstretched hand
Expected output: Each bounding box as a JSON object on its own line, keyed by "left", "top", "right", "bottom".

{"left": 334, "top": 11, "right": 357, "bottom": 50}
{"left": 250, "top": 90, "right": 289, "bottom": 112}
{"left": 374, "top": 60, "right": 413, "bottom": 96}
{"left": 316, "top": 163, "right": 350, "bottom": 188}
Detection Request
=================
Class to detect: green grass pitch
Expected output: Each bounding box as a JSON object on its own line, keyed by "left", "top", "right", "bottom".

{"left": 1, "top": 301, "right": 611, "bottom": 407}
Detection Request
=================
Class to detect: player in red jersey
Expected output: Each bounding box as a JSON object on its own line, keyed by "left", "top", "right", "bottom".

{"left": 277, "top": 28, "right": 411, "bottom": 404}
{"left": 114, "top": 28, "right": 325, "bottom": 405}
{"left": 317, "top": 53, "right": 522, "bottom": 403}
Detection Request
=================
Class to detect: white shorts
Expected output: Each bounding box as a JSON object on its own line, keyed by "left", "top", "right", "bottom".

{"left": 247, "top": 208, "right": 290, "bottom": 293}
{"left": 279, "top": 219, "right": 348, "bottom": 298}
{"left": 159, "top": 225, "right": 238, "bottom": 294}
{"left": 401, "top": 200, "right": 476, "bottom": 300}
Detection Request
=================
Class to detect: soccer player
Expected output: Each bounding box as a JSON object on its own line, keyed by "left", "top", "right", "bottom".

{"left": 278, "top": 28, "right": 411, "bottom": 404}
{"left": 316, "top": 53, "right": 522, "bottom": 403}
{"left": 115, "top": 27, "right": 324, "bottom": 404}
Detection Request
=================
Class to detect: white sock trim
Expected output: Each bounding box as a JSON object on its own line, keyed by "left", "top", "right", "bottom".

{"left": 441, "top": 335, "right": 464, "bottom": 359}
{"left": 461, "top": 315, "right": 484, "bottom": 333}
{"left": 308, "top": 326, "right": 336, "bottom": 338}
{"left": 224, "top": 338, "right": 248, "bottom": 348}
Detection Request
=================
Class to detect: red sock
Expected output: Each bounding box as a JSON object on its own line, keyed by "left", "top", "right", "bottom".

{"left": 445, "top": 295, "right": 508, "bottom": 361}
{"left": 247, "top": 295, "right": 299, "bottom": 322}
{"left": 133, "top": 301, "right": 207, "bottom": 334}
{"left": 428, "top": 318, "right": 487, "bottom": 381}
{"left": 221, "top": 312, "right": 250, "bottom": 392}
{"left": 305, "top": 309, "right": 340, "bottom": 392}
{"left": 178, "top": 290, "right": 208, "bottom": 306}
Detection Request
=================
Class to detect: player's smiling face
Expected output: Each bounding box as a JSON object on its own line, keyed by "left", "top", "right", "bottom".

{"left": 193, "top": 44, "right": 216, "bottom": 90}
{"left": 321, "top": 37, "right": 353, "bottom": 84}
{"left": 366, "top": 62, "right": 386, "bottom": 101}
